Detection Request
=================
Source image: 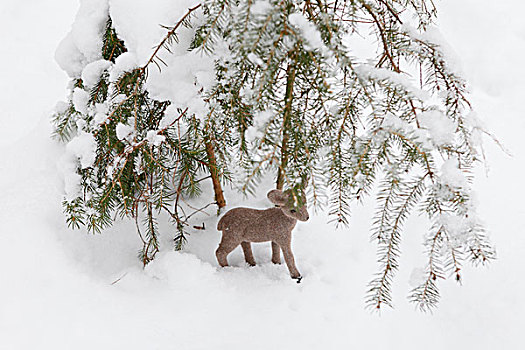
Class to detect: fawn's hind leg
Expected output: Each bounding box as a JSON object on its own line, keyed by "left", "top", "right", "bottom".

{"left": 271, "top": 241, "right": 281, "bottom": 264}
{"left": 241, "top": 242, "right": 256, "bottom": 266}
{"left": 216, "top": 234, "right": 239, "bottom": 267}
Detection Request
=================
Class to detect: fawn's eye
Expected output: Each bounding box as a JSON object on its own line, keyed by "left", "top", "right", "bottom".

{"left": 291, "top": 209, "right": 297, "bottom": 213}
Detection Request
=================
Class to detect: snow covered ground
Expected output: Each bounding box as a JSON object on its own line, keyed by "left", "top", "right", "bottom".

{"left": 1, "top": 1, "right": 524, "bottom": 349}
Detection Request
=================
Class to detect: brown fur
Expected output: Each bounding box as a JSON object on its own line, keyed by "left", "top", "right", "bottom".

{"left": 216, "top": 189, "right": 309, "bottom": 280}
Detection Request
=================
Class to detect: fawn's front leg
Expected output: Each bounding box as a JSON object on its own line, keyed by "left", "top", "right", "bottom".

{"left": 241, "top": 242, "right": 256, "bottom": 266}
{"left": 279, "top": 241, "right": 301, "bottom": 282}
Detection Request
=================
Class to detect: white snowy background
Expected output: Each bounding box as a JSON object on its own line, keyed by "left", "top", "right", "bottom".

{"left": 1, "top": 1, "right": 524, "bottom": 349}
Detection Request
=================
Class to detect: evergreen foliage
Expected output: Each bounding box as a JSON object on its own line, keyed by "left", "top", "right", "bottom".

{"left": 191, "top": 0, "right": 495, "bottom": 310}
{"left": 53, "top": 0, "right": 495, "bottom": 311}
{"left": 52, "top": 7, "right": 219, "bottom": 265}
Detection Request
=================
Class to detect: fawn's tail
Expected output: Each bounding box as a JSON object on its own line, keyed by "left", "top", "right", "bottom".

{"left": 217, "top": 212, "right": 227, "bottom": 231}
{"left": 217, "top": 209, "right": 235, "bottom": 231}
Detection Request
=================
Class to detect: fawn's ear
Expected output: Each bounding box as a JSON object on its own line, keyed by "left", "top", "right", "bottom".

{"left": 267, "top": 189, "right": 288, "bottom": 206}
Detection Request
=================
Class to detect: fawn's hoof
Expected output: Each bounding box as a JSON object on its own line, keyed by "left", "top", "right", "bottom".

{"left": 292, "top": 276, "right": 302, "bottom": 284}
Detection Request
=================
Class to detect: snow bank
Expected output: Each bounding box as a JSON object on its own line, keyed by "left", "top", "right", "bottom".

{"left": 2, "top": 0, "right": 524, "bottom": 349}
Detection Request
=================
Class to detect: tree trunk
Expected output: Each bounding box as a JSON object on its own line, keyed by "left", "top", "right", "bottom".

{"left": 204, "top": 137, "right": 226, "bottom": 210}
{"left": 276, "top": 59, "right": 297, "bottom": 190}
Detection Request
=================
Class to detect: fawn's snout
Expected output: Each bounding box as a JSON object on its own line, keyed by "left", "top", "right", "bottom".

{"left": 282, "top": 203, "right": 309, "bottom": 222}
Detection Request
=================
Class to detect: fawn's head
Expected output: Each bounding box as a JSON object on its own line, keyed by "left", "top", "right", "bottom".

{"left": 267, "top": 189, "right": 309, "bottom": 222}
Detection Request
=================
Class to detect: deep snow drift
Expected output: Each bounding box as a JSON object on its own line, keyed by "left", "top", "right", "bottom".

{"left": 1, "top": 1, "right": 524, "bottom": 349}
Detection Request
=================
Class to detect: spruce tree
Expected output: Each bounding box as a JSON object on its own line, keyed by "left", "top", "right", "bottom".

{"left": 53, "top": 7, "right": 226, "bottom": 265}
{"left": 53, "top": 0, "right": 495, "bottom": 311}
